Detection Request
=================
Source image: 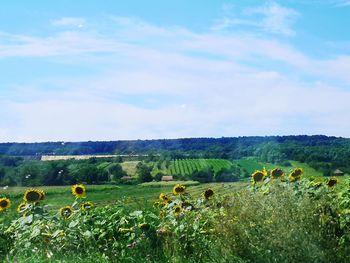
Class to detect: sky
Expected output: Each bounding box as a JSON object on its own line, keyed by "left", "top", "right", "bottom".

{"left": 1, "top": 0, "right": 350, "bottom": 142}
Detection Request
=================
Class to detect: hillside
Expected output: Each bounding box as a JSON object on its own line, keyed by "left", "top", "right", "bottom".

{"left": 1, "top": 135, "right": 350, "bottom": 175}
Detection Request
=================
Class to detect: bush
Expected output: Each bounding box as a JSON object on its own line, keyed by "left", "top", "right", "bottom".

{"left": 191, "top": 167, "right": 213, "bottom": 183}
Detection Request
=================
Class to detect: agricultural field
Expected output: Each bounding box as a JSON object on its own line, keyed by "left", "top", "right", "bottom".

{"left": 152, "top": 159, "right": 233, "bottom": 176}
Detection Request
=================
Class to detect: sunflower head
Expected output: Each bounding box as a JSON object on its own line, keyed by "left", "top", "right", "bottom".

{"left": 38, "top": 189, "right": 45, "bottom": 200}
{"left": 252, "top": 170, "right": 265, "bottom": 183}
{"left": 173, "top": 205, "right": 183, "bottom": 215}
{"left": 204, "top": 188, "right": 214, "bottom": 199}
{"left": 60, "top": 206, "right": 74, "bottom": 219}
{"left": 289, "top": 174, "right": 300, "bottom": 182}
{"left": 262, "top": 167, "right": 268, "bottom": 176}
{"left": 17, "top": 202, "right": 28, "bottom": 214}
{"left": 23, "top": 189, "right": 42, "bottom": 203}
{"left": 271, "top": 168, "right": 284, "bottom": 179}
{"left": 159, "top": 193, "right": 170, "bottom": 202}
{"left": 81, "top": 201, "right": 93, "bottom": 211}
{"left": 0, "top": 198, "right": 11, "bottom": 212}
{"left": 173, "top": 184, "right": 186, "bottom": 195}
{"left": 327, "top": 177, "right": 338, "bottom": 188}
{"left": 312, "top": 181, "right": 323, "bottom": 188}
{"left": 72, "top": 184, "right": 86, "bottom": 198}
{"left": 291, "top": 168, "right": 303, "bottom": 177}
{"left": 289, "top": 168, "right": 303, "bottom": 182}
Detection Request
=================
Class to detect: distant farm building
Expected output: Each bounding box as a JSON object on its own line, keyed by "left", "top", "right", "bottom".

{"left": 333, "top": 169, "right": 344, "bottom": 176}
{"left": 161, "top": 176, "right": 173, "bottom": 182}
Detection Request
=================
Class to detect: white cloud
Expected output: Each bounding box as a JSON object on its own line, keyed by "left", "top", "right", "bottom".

{"left": 1, "top": 14, "right": 350, "bottom": 141}
{"left": 212, "top": 2, "right": 300, "bottom": 36}
{"left": 51, "top": 17, "right": 85, "bottom": 27}
{"left": 247, "top": 2, "right": 300, "bottom": 36}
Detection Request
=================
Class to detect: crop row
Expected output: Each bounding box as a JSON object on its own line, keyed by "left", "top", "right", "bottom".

{"left": 168, "top": 159, "right": 232, "bottom": 175}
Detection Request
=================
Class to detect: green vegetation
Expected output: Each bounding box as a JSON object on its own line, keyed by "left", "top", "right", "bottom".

{"left": 2, "top": 135, "right": 350, "bottom": 177}
{"left": 233, "top": 157, "right": 323, "bottom": 178}
{"left": 0, "top": 154, "right": 330, "bottom": 187}
{"left": 2, "top": 170, "right": 350, "bottom": 262}
{"left": 140, "top": 180, "right": 200, "bottom": 187}
{"left": 120, "top": 161, "right": 139, "bottom": 175}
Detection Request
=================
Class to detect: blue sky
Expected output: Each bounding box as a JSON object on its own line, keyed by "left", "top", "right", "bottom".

{"left": 1, "top": 0, "right": 350, "bottom": 142}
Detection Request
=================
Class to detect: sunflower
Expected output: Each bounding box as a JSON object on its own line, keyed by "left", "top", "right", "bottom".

{"left": 271, "top": 168, "right": 284, "bottom": 179}
{"left": 204, "top": 188, "right": 214, "bottom": 199}
{"left": 72, "top": 184, "right": 86, "bottom": 198}
{"left": 262, "top": 167, "right": 268, "bottom": 176}
{"left": 252, "top": 170, "right": 265, "bottom": 183}
{"left": 17, "top": 202, "right": 28, "bottom": 213}
{"left": 173, "top": 184, "right": 186, "bottom": 195}
{"left": 38, "top": 189, "right": 45, "bottom": 200}
{"left": 289, "top": 174, "right": 301, "bottom": 182}
{"left": 289, "top": 168, "right": 303, "bottom": 182}
{"left": 0, "top": 198, "right": 11, "bottom": 211}
{"left": 327, "top": 177, "right": 338, "bottom": 188}
{"left": 60, "top": 205, "right": 74, "bottom": 219}
{"left": 173, "top": 205, "right": 183, "bottom": 215}
{"left": 23, "top": 189, "right": 42, "bottom": 203}
{"left": 81, "top": 201, "right": 93, "bottom": 211}
{"left": 159, "top": 193, "right": 170, "bottom": 202}
{"left": 312, "top": 181, "right": 323, "bottom": 188}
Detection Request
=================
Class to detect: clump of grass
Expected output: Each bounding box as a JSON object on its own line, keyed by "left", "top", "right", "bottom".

{"left": 216, "top": 180, "right": 346, "bottom": 263}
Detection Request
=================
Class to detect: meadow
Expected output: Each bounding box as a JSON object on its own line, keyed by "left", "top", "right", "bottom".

{"left": 0, "top": 182, "right": 245, "bottom": 214}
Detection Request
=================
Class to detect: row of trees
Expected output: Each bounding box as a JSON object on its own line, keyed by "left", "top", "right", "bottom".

{"left": 2, "top": 136, "right": 350, "bottom": 176}
{"left": 0, "top": 157, "right": 128, "bottom": 186}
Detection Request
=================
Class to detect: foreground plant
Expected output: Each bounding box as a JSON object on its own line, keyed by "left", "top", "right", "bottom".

{"left": 0, "top": 197, "right": 11, "bottom": 212}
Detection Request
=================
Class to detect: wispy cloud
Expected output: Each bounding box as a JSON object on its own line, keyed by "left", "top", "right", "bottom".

{"left": 212, "top": 2, "right": 300, "bottom": 36}
{"left": 247, "top": 2, "right": 300, "bottom": 36}
{"left": 334, "top": 0, "right": 350, "bottom": 6}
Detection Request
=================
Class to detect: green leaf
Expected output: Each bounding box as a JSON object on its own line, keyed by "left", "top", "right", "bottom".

{"left": 69, "top": 220, "right": 79, "bottom": 228}
{"left": 83, "top": 230, "right": 92, "bottom": 238}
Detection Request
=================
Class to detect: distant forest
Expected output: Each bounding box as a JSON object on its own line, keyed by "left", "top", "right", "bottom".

{"left": 1, "top": 135, "right": 350, "bottom": 176}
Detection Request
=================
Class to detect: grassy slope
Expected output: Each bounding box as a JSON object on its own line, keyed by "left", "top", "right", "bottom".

{"left": 0, "top": 158, "right": 328, "bottom": 218}
{"left": 120, "top": 161, "right": 140, "bottom": 176}
{"left": 0, "top": 182, "right": 247, "bottom": 219}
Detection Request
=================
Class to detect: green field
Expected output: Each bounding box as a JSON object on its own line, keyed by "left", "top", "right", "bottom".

{"left": 0, "top": 182, "right": 246, "bottom": 216}
{"left": 161, "top": 159, "right": 233, "bottom": 175}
